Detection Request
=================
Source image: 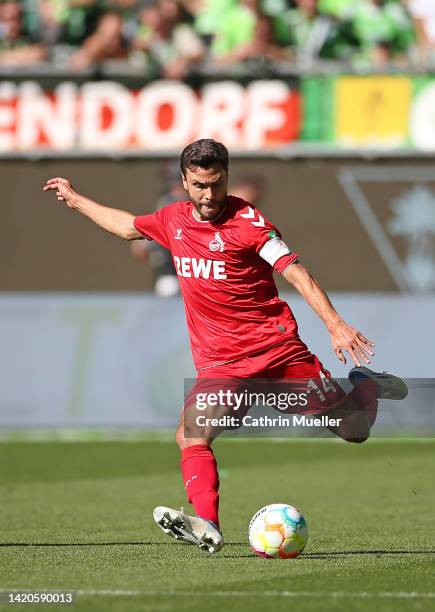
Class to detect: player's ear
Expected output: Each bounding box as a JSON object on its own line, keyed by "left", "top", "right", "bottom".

{"left": 181, "top": 172, "right": 188, "bottom": 191}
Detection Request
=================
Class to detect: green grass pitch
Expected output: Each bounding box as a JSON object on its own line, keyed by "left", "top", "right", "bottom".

{"left": 1, "top": 439, "right": 435, "bottom": 612}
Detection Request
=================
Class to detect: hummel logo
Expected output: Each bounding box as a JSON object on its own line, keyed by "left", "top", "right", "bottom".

{"left": 175, "top": 228, "right": 183, "bottom": 240}
{"left": 185, "top": 474, "right": 198, "bottom": 489}
{"left": 240, "top": 206, "right": 265, "bottom": 227}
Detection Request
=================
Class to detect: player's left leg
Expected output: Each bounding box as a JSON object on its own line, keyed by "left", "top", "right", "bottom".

{"left": 324, "top": 378, "right": 376, "bottom": 443}
{"left": 264, "top": 338, "right": 407, "bottom": 443}
{"left": 327, "top": 366, "right": 408, "bottom": 442}
{"left": 287, "top": 364, "right": 376, "bottom": 443}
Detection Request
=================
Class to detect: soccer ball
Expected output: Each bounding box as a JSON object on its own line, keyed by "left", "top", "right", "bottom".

{"left": 249, "top": 503, "right": 308, "bottom": 559}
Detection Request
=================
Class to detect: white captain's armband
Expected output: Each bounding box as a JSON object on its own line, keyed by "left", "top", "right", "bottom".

{"left": 258, "top": 237, "right": 291, "bottom": 266}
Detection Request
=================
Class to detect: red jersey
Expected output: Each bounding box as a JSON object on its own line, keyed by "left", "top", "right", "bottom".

{"left": 134, "top": 196, "right": 299, "bottom": 370}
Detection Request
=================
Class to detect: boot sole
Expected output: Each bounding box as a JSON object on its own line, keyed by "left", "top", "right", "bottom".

{"left": 349, "top": 368, "right": 408, "bottom": 400}
{"left": 153, "top": 507, "right": 222, "bottom": 554}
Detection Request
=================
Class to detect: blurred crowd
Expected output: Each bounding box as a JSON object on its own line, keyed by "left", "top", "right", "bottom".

{"left": 0, "top": 0, "right": 434, "bottom": 75}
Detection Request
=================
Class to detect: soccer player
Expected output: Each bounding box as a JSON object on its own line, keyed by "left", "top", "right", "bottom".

{"left": 43, "top": 139, "right": 407, "bottom": 554}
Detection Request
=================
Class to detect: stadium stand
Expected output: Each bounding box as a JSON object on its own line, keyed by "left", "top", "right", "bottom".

{"left": 0, "top": 1, "right": 428, "bottom": 74}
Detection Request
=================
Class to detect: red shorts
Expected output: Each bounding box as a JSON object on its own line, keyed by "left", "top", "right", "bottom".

{"left": 185, "top": 338, "right": 346, "bottom": 417}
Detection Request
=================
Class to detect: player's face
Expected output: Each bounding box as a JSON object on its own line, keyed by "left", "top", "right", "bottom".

{"left": 182, "top": 164, "right": 228, "bottom": 221}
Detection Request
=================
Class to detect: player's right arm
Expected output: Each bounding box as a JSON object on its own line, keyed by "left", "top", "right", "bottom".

{"left": 43, "top": 178, "right": 141, "bottom": 240}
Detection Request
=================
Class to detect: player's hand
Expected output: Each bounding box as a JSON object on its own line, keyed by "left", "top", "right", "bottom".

{"left": 43, "top": 178, "right": 79, "bottom": 209}
{"left": 329, "top": 320, "right": 375, "bottom": 367}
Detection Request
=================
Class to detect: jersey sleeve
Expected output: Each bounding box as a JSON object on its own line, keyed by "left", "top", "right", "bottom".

{"left": 237, "top": 204, "right": 299, "bottom": 274}
{"left": 133, "top": 207, "right": 171, "bottom": 249}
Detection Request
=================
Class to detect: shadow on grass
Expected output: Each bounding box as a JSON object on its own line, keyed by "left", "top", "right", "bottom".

{"left": 0, "top": 542, "right": 166, "bottom": 547}
{"left": 0, "top": 542, "right": 250, "bottom": 548}
{"left": 303, "top": 550, "right": 435, "bottom": 559}
{"left": 218, "top": 546, "right": 435, "bottom": 559}
{"left": 1, "top": 541, "right": 435, "bottom": 558}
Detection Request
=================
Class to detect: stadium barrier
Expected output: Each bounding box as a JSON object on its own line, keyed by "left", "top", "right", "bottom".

{"left": 1, "top": 293, "right": 433, "bottom": 431}
{"left": 2, "top": 156, "right": 435, "bottom": 292}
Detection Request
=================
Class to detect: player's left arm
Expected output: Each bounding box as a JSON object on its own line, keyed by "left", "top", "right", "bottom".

{"left": 282, "top": 262, "right": 375, "bottom": 367}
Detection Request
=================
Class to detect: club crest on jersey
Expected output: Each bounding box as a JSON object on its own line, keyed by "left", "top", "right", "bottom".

{"left": 209, "top": 232, "right": 225, "bottom": 253}
{"left": 175, "top": 228, "right": 183, "bottom": 240}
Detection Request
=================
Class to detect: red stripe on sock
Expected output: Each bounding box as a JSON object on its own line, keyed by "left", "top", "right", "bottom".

{"left": 180, "top": 445, "right": 220, "bottom": 528}
{"left": 348, "top": 380, "right": 379, "bottom": 426}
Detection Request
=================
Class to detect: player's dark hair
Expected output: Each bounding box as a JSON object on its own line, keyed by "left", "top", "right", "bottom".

{"left": 180, "top": 139, "right": 229, "bottom": 176}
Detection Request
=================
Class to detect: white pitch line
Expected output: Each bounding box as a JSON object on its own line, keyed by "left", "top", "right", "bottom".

{"left": 73, "top": 590, "right": 435, "bottom": 599}
{"left": 3, "top": 590, "right": 435, "bottom": 599}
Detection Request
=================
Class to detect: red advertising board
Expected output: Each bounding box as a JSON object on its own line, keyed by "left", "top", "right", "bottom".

{"left": 0, "top": 80, "right": 301, "bottom": 152}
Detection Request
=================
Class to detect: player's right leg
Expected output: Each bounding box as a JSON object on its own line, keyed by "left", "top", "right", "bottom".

{"left": 153, "top": 378, "right": 233, "bottom": 554}
{"left": 153, "top": 421, "right": 224, "bottom": 553}
{"left": 153, "top": 504, "right": 223, "bottom": 554}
